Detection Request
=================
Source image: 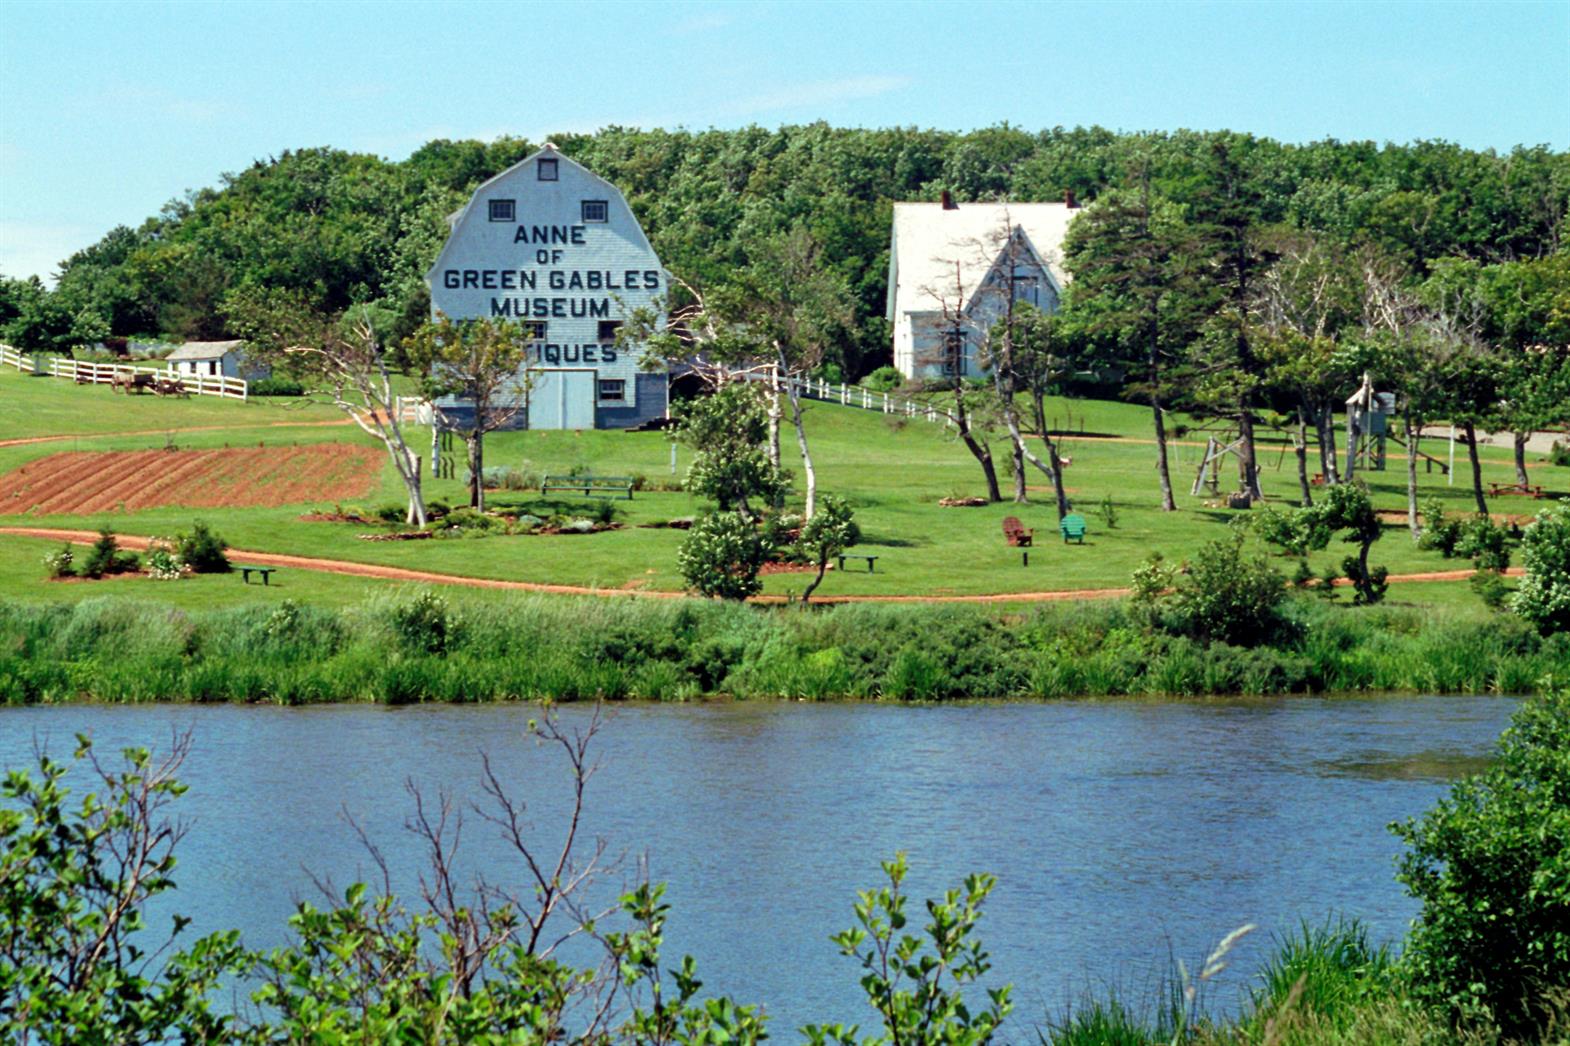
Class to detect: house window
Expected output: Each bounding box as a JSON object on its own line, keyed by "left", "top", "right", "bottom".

{"left": 488, "top": 198, "right": 515, "bottom": 222}
{"left": 208, "top": 361, "right": 218, "bottom": 376}
{"left": 1011, "top": 275, "right": 1039, "bottom": 306}
{"left": 537, "top": 158, "right": 558, "bottom": 181}
{"left": 942, "top": 330, "right": 967, "bottom": 376}
{"left": 523, "top": 321, "right": 547, "bottom": 341}
{"left": 598, "top": 379, "right": 626, "bottom": 402}
{"left": 581, "top": 199, "right": 608, "bottom": 222}
{"left": 597, "top": 320, "right": 622, "bottom": 343}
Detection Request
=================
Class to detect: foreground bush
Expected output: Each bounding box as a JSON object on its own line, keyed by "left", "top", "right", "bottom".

{"left": 1511, "top": 501, "right": 1570, "bottom": 634}
{"left": 1, "top": 595, "right": 1567, "bottom": 704}
{"left": 1392, "top": 685, "right": 1570, "bottom": 1037}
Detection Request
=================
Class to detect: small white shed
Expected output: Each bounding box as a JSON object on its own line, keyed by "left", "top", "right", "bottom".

{"left": 165, "top": 340, "right": 255, "bottom": 379}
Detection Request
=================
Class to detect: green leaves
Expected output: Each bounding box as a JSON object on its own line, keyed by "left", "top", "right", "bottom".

{"left": 1392, "top": 684, "right": 1570, "bottom": 1037}
{"left": 805, "top": 852, "right": 1011, "bottom": 1046}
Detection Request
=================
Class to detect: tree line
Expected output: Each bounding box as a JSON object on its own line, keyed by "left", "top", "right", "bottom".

{"left": 1, "top": 124, "right": 1565, "bottom": 520}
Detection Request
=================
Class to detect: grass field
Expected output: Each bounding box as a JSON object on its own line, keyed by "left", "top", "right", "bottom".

{"left": 1, "top": 366, "right": 1563, "bottom": 607}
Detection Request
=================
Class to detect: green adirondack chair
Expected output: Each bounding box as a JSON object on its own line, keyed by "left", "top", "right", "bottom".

{"left": 1059, "top": 514, "right": 1087, "bottom": 544}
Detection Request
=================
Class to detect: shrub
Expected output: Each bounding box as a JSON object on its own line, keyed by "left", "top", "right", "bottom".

{"left": 176, "top": 521, "right": 230, "bottom": 573}
{"left": 1512, "top": 501, "right": 1570, "bottom": 634}
{"left": 797, "top": 496, "right": 857, "bottom": 603}
{"left": 425, "top": 499, "right": 450, "bottom": 519}
{"left": 1392, "top": 686, "right": 1570, "bottom": 1037}
{"left": 590, "top": 499, "right": 619, "bottom": 526}
{"left": 1253, "top": 505, "right": 1330, "bottom": 559}
{"left": 1163, "top": 534, "right": 1293, "bottom": 647}
{"left": 467, "top": 464, "right": 541, "bottom": 491}
{"left": 1469, "top": 569, "right": 1510, "bottom": 610}
{"left": 248, "top": 376, "right": 305, "bottom": 396}
{"left": 1457, "top": 514, "right": 1510, "bottom": 572}
{"left": 1550, "top": 439, "right": 1570, "bottom": 468}
{"left": 1417, "top": 496, "right": 1464, "bottom": 556}
{"left": 677, "top": 511, "right": 766, "bottom": 600}
{"left": 390, "top": 591, "right": 458, "bottom": 655}
{"left": 144, "top": 540, "right": 185, "bottom": 581}
{"left": 42, "top": 544, "right": 74, "bottom": 579}
{"left": 1311, "top": 482, "right": 1387, "bottom": 605}
{"left": 860, "top": 365, "right": 903, "bottom": 393}
{"left": 1097, "top": 493, "right": 1119, "bottom": 530}
{"left": 81, "top": 528, "right": 138, "bottom": 578}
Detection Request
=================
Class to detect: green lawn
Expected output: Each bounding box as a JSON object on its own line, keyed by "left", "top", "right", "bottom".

{"left": 0, "top": 366, "right": 1562, "bottom": 606}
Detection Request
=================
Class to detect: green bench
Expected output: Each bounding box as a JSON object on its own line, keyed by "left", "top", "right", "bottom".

{"left": 1059, "top": 514, "right": 1087, "bottom": 544}
{"left": 540, "top": 475, "right": 635, "bottom": 500}
{"left": 239, "top": 566, "right": 276, "bottom": 585}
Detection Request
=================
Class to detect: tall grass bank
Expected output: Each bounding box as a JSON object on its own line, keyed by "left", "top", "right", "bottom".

{"left": 2, "top": 593, "right": 1565, "bottom": 704}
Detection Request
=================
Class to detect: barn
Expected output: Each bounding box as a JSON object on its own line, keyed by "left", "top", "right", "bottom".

{"left": 165, "top": 340, "right": 261, "bottom": 379}
{"left": 885, "top": 193, "right": 1078, "bottom": 380}
{"left": 425, "top": 144, "right": 668, "bottom": 430}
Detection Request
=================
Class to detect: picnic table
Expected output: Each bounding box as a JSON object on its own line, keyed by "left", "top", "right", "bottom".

{"left": 1488, "top": 481, "right": 1544, "bottom": 498}
{"left": 540, "top": 475, "right": 634, "bottom": 499}
{"left": 836, "top": 553, "right": 879, "bottom": 573}
{"left": 239, "top": 566, "right": 276, "bottom": 585}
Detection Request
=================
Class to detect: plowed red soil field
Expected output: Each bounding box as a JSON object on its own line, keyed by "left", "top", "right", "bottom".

{"left": 0, "top": 445, "right": 385, "bottom": 514}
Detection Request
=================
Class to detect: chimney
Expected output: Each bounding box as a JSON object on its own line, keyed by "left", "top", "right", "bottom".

{"left": 940, "top": 189, "right": 957, "bottom": 210}
{"left": 1063, "top": 188, "right": 1078, "bottom": 209}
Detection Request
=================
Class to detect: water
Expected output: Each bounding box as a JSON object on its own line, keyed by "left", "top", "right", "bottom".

{"left": 0, "top": 696, "right": 1515, "bottom": 1031}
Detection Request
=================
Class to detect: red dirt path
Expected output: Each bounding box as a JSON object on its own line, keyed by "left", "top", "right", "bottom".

{"left": 0, "top": 445, "right": 384, "bottom": 514}
{"left": 0, "top": 527, "right": 1524, "bottom": 604}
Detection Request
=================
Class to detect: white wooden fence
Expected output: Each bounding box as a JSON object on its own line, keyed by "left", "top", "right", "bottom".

{"left": 0, "top": 344, "right": 247, "bottom": 401}
{"left": 390, "top": 378, "right": 946, "bottom": 429}
{"left": 0, "top": 345, "right": 36, "bottom": 372}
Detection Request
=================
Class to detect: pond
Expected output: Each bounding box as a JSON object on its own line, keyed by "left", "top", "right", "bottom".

{"left": 0, "top": 696, "right": 1515, "bottom": 1032}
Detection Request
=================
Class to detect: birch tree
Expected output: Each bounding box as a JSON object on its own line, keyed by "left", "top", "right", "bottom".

{"left": 232, "top": 292, "right": 430, "bottom": 525}
{"left": 405, "top": 315, "right": 533, "bottom": 513}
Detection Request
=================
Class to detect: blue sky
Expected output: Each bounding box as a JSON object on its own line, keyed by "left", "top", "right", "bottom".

{"left": 2, "top": 0, "right": 1566, "bottom": 284}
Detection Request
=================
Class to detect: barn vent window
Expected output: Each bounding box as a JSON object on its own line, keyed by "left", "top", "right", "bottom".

{"left": 597, "top": 320, "right": 622, "bottom": 342}
{"left": 598, "top": 379, "right": 626, "bottom": 402}
{"left": 581, "top": 200, "right": 608, "bottom": 222}
{"left": 488, "top": 199, "right": 515, "bottom": 222}
{"left": 537, "top": 158, "right": 558, "bottom": 181}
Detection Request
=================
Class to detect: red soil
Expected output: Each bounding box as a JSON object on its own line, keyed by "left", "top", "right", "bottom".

{"left": 0, "top": 445, "right": 384, "bottom": 514}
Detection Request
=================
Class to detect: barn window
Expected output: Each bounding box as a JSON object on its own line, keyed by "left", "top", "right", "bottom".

{"left": 581, "top": 200, "right": 608, "bottom": 222}
{"left": 523, "top": 321, "right": 547, "bottom": 341}
{"left": 1011, "top": 275, "right": 1039, "bottom": 306}
{"left": 942, "top": 329, "right": 966, "bottom": 376}
{"left": 598, "top": 379, "right": 626, "bottom": 402}
{"left": 597, "top": 320, "right": 622, "bottom": 343}
{"left": 537, "top": 158, "right": 558, "bottom": 181}
{"left": 209, "top": 361, "right": 218, "bottom": 375}
{"left": 488, "top": 199, "right": 515, "bottom": 222}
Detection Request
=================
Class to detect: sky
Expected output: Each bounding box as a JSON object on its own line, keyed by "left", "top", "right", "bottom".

{"left": 1, "top": 0, "right": 1566, "bottom": 284}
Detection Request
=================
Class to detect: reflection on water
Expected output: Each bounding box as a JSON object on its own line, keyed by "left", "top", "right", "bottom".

{"left": 0, "top": 696, "right": 1515, "bottom": 1030}
{"left": 1317, "top": 751, "right": 1494, "bottom": 782}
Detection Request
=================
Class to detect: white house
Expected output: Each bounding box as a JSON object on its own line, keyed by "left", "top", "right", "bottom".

{"left": 165, "top": 340, "right": 257, "bottom": 379}
{"left": 885, "top": 194, "right": 1078, "bottom": 380}
{"left": 425, "top": 144, "right": 667, "bottom": 430}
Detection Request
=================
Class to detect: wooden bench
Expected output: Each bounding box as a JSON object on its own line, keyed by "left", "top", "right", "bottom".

{"left": 1310, "top": 472, "right": 1327, "bottom": 486}
{"left": 540, "top": 475, "right": 635, "bottom": 499}
{"left": 1059, "top": 514, "right": 1087, "bottom": 544}
{"left": 1488, "top": 481, "right": 1544, "bottom": 498}
{"left": 1002, "top": 516, "right": 1033, "bottom": 547}
{"left": 836, "top": 553, "right": 879, "bottom": 573}
{"left": 239, "top": 566, "right": 276, "bottom": 585}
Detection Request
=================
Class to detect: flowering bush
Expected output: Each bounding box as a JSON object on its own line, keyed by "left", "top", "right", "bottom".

{"left": 42, "top": 544, "right": 74, "bottom": 579}
{"left": 144, "top": 539, "right": 186, "bottom": 581}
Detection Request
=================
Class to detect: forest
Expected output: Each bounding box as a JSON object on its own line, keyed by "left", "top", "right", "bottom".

{"left": 1, "top": 125, "right": 1565, "bottom": 516}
